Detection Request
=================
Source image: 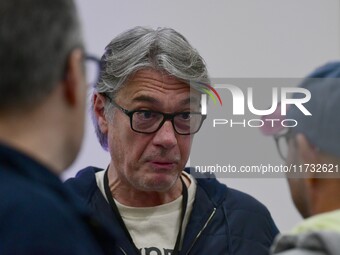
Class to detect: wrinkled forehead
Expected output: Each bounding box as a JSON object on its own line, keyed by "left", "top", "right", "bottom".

{"left": 116, "top": 69, "right": 201, "bottom": 98}
{"left": 128, "top": 69, "right": 184, "bottom": 84}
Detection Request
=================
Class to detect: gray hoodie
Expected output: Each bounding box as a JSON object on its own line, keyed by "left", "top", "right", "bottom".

{"left": 271, "top": 231, "right": 340, "bottom": 255}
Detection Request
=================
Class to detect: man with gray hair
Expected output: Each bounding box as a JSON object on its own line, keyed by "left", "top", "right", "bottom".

{"left": 66, "top": 26, "right": 279, "bottom": 255}
{"left": 0, "top": 0, "right": 117, "bottom": 254}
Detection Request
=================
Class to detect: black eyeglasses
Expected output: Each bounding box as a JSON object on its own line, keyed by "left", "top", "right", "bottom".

{"left": 274, "top": 129, "right": 293, "bottom": 161}
{"left": 103, "top": 93, "right": 206, "bottom": 135}
{"left": 85, "top": 55, "right": 100, "bottom": 87}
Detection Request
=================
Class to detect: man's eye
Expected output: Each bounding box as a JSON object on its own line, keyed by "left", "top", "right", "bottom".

{"left": 178, "top": 112, "right": 191, "bottom": 120}
{"left": 135, "top": 111, "right": 155, "bottom": 120}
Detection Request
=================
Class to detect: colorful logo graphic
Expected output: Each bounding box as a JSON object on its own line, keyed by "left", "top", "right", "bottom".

{"left": 195, "top": 82, "right": 222, "bottom": 115}
{"left": 197, "top": 82, "right": 222, "bottom": 106}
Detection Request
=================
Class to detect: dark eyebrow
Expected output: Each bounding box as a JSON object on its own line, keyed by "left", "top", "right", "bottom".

{"left": 131, "top": 95, "right": 200, "bottom": 107}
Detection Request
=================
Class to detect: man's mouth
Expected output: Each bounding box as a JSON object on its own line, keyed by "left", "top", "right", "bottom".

{"left": 149, "top": 161, "right": 177, "bottom": 170}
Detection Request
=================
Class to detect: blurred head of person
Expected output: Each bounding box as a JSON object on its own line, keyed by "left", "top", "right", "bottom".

{"left": 261, "top": 62, "right": 340, "bottom": 218}
{"left": 0, "top": 0, "right": 87, "bottom": 173}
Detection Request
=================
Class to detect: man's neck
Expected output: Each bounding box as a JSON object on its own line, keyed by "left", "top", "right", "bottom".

{"left": 309, "top": 179, "right": 340, "bottom": 217}
{"left": 0, "top": 111, "right": 66, "bottom": 175}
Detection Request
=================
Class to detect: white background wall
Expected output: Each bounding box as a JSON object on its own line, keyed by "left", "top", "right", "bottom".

{"left": 64, "top": 0, "right": 340, "bottom": 232}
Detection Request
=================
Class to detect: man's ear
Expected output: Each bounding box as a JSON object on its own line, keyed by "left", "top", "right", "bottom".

{"left": 296, "top": 133, "right": 319, "bottom": 165}
{"left": 296, "top": 132, "right": 321, "bottom": 190}
{"left": 295, "top": 133, "right": 320, "bottom": 213}
{"left": 93, "top": 93, "right": 108, "bottom": 134}
{"left": 63, "top": 48, "right": 84, "bottom": 106}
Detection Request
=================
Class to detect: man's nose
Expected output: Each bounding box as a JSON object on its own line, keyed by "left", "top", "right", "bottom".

{"left": 152, "top": 120, "right": 177, "bottom": 149}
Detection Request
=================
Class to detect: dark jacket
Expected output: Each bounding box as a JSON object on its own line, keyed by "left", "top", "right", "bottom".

{"left": 65, "top": 166, "right": 279, "bottom": 255}
{"left": 0, "top": 143, "right": 117, "bottom": 255}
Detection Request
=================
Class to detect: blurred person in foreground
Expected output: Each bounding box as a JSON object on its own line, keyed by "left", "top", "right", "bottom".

{"left": 0, "top": 0, "right": 118, "bottom": 254}
{"left": 261, "top": 62, "right": 340, "bottom": 255}
{"left": 66, "top": 26, "right": 279, "bottom": 255}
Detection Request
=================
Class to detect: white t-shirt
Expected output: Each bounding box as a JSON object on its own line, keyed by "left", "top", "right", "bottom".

{"left": 95, "top": 170, "right": 197, "bottom": 255}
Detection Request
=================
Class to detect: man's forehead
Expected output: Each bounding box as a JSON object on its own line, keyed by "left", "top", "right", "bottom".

{"left": 126, "top": 69, "right": 187, "bottom": 86}
{"left": 117, "top": 69, "right": 201, "bottom": 97}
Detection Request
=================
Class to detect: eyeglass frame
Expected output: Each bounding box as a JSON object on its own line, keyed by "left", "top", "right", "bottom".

{"left": 273, "top": 128, "right": 294, "bottom": 161}
{"left": 102, "top": 93, "right": 206, "bottom": 135}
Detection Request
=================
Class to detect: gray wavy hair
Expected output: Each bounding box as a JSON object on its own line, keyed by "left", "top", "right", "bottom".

{"left": 92, "top": 26, "right": 209, "bottom": 150}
